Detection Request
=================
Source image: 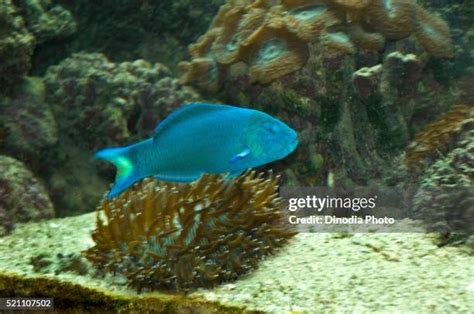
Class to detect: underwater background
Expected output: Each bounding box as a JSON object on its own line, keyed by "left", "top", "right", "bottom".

{"left": 0, "top": 0, "right": 473, "bottom": 312}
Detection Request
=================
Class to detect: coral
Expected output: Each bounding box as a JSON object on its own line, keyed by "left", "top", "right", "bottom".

{"left": 178, "top": 57, "right": 221, "bottom": 92}
{"left": 331, "top": 0, "right": 370, "bottom": 10}
{"left": 244, "top": 21, "right": 310, "bottom": 83}
{"left": 364, "top": 0, "right": 416, "bottom": 40}
{"left": 405, "top": 105, "right": 473, "bottom": 173}
{"left": 0, "top": 155, "right": 54, "bottom": 236}
{"left": 0, "top": 0, "right": 35, "bottom": 88}
{"left": 413, "top": 129, "right": 474, "bottom": 234}
{"left": 414, "top": 6, "right": 453, "bottom": 58}
{"left": 0, "top": 77, "right": 58, "bottom": 159}
{"left": 352, "top": 64, "right": 383, "bottom": 98}
{"left": 44, "top": 53, "right": 201, "bottom": 150}
{"left": 180, "top": 0, "right": 454, "bottom": 90}
{"left": 0, "top": 0, "right": 77, "bottom": 88}
{"left": 84, "top": 171, "right": 295, "bottom": 291}
{"left": 277, "top": 1, "right": 338, "bottom": 42}
{"left": 21, "top": 0, "right": 76, "bottom": 44}
{"left": 348, "top": 25, "right": 385, "bottom": 51}
{"left": 218, "top": 23, "right": 458, "bottom": 187}
{"left": 376, "top": 52, "right": 424, "bottom": 148}
{"left": 321, "top": 32, "right": 356, "bottom": 54}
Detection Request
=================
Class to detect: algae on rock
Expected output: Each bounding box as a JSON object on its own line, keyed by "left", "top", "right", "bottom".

{"left": 0, "top": 77, "right": 58, "bottom": 160}
{"left": 0, "top": 0, "right": 35, "bottom": 89}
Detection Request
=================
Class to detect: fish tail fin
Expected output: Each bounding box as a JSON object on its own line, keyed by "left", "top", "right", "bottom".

{"left": 95, "top": 146, "right": 140, "bottom": 199}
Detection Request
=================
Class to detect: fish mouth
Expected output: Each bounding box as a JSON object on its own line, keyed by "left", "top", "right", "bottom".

{"left": 291, "top": 130, "right": 298, "bottom": 145}
{"left": 288, "top": 131, "right": 299, "bottom": 153}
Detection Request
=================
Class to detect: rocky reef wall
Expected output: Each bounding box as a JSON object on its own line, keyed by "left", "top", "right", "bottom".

{"left": 0, "top": 0, "right": 472, "bottom": 242}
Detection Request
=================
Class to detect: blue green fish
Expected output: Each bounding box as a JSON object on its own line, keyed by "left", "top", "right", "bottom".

{"left": 96, "top": 103, "right": 298, "bottom": 198}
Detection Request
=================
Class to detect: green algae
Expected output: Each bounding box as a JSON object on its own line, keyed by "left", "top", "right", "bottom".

{"left": 0, "top": 272, "right": 249, "bottom": 313}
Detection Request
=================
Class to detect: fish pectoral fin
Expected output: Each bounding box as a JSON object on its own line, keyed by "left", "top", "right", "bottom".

{"left": 229, "top": 147, "right": 251, "bottom": 164}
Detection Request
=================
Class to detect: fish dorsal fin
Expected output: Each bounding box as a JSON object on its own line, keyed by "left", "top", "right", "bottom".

{"left": 153, "top": 103, "right": 237, "bottom": 141}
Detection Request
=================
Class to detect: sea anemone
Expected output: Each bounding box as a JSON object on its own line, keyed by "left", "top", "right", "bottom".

{"left": 83, "top": 171, "right": 295, "bottom": 291}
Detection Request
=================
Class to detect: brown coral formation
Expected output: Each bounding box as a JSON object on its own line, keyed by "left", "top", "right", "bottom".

{"left": 245, "top": 22, "right": 310, "bottom": 83}
{"left": 331, "top": 0, "right": 370, "bottom": 10}
{"left": 180, "top": 0, "right": 454, "bottom": 90}
{"left": 364, "top": 0, "right": 416, "bottom": 40}
{"left": 348, "top": 25, "right": 385, "bottom": 51}
{"left": 413, "top": 6, "right": 453, "bottom": 58}
{"left": 84, "top": 171, "right": 295, "bottom": 291}
{"left": 405, "top": 105, "right": 474, "bottom": 172}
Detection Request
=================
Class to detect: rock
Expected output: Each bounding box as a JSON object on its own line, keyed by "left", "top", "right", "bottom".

{"left": 0, "top": 77, "right": 58, "bottom": 160}
{"left": 0, "top": 0, "right": 76, "bottom": 89}
{"left": 22, "top": 0, "right": 76, "bottom": 44}
{"left": 0, "top": 0, "right": 35, "bottom": 89}
{"left": 44, "top": 53, "right": 201, "bottom": 150}
{"left": 0, "top": 155, "right": 54, "bottom": 236}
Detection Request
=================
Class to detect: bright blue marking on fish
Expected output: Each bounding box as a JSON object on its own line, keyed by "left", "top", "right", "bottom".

{"left": 229, "top": 147, "right": 251, "bottom": 164}
{"left": 95, "top": 103, "right": 298, "bottom": 199}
